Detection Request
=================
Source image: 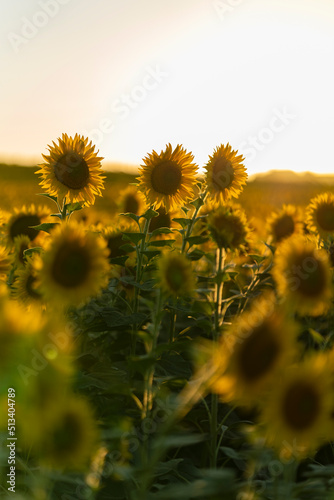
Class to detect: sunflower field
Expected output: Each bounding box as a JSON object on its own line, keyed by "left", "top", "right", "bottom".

{"left": 2, "top": 134, "right": 334, "bottom": 500}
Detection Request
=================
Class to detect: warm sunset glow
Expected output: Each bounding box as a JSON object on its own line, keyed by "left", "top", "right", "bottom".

{"left": 1, "top": 0, "right": 334, "bottom": 175}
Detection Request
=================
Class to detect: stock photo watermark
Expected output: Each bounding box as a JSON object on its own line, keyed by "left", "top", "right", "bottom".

{"left": 8, "top": 0, "right": 72, "bottom": 54}
{"left": 82, "top": 65, "right": 169, "bottom": 147}
{"left": 213, "top": 0, "right": 244, "bottom": 21}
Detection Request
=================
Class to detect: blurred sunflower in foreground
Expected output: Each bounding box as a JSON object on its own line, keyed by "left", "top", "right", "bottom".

{"left": 205, "top": 144, "right": 247, "bottom": 205}
{"left": 267, "top": 204, "right": 303, "bottom": 244}
{"left": 306, "top": 193, "right": 334, "bottom": 238}
{"left": 37, "top": 222, "right": 110, "bottom": 306}
{"left": 260, "top": 355, "right": 334, "bottom": 459}
{"left": 272, "top": 235, "right": 333, "bottom": 316}
{"left": 138, "top": 143, "right": 198, "bottom": 211}
{"left": 212, "top": 293, "right": 299, "bottom": 406}
{"left": 37, "top": 133, "right": 105, "bottom": 206}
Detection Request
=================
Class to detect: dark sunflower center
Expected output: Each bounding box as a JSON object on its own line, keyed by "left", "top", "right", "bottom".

{"left": 124, "top": 195, "right": 139, "bottom": 214}
{"left": 10, "top": 215, "right": 41, "bottom": 242}
{"left": 165, "top": 261, "right": 186, "bottom": 293}
{"left": 51, "top": 243, "right": 90, "bottom": 288}
{"left": 273, "top": 215, "right": 295, "bottom": 242}
{"left": 107, "top": 233, "right": 126, "bottom": 259}
{"left": 212, "top": 158, "right": 234, "bottom": 191}
{"left": 18, "top": 243, "right": 29, "bottom": 264}
{"left": 26, "top": 274, "right": 41, "bottom": 299}
{"left": 292, "top": 254, "right": 326, "bottom": 297}
{"left": 316, "top": 204, "right": 334, "bottom": 232}
{"left": 54, "top": 151, "right": 90, "bottom": 190}
{"left": 238, "top": 324, "right": 281, "bottom": 382}
{"left": 150, "top": 161, "right": 182, "bottom": 195}
{"left": 282, "top": 381, "right": 320, "bottom": 430}
{"left": 149, "top": 208, "right": 171, "bottom": 232}
{"left": 52, "top": 412, "right": 81, "bottom": 456}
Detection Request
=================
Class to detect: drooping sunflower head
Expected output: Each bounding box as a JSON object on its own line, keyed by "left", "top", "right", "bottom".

{"left": 267, "top": 204, "right": 303, "bottom": 244}
{"left": 260, "top": 355, "right": 334, "bottom": 459}
{"left": 204, "top": 144, "right": 247, "bottom": 205}
{"left": 206, "top": 204, "right": 249, "bottom": 251}
{"left": 118, "top": 186, "right": 147, "bottom": 216}
{"left": 5, "top": 204, "right": 50, "bottom": 244}
{"left": 272, "top": 235, "right": 333, "bottom": 316}
{"left": 37, "top": 221, "right": 110, "bottom": 306}
{"left": 306, "top": 193, "right": 334, "bottom": 238}
{"left": 157, "top": 251, "right": 196, "bottom": 297}
{"left": 37, "top": 133, "right": 105, "bottom": 206}
{"left": 213, "top": 293, "right": 299, "bottom": 406}
{"left": 137, "top": 144, "right": 198, "bottom": 211}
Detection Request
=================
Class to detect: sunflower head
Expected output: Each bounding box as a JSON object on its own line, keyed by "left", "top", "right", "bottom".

{"left": 206, "top": 204, "right": 249, "bottom": 251}
{"left": 0, "top": 245, "right": 11, "bottom": 280}
{"left": 35, "top": 396, "right": 98, "bottom": 470}
{"left": 306, "top": 193, "right": 334, "bottom": 238}
{"left": 260, "top": 355, "right": 334, "bottom": 459}
{"left": 37, "top": 133, "right": 105, "bottom": 206}
{"left": 5, "top": 205, "right": 50, "bottom": 244}
{"left": 267, "top": 204, "right": 303, "bottom": 244}
{"left": 272, "top": 235, "right": 333, "bottom": 316}
{"left": 118, "top": 186, "right": 147, "bottom": 216}
{"left": 137, "top": 144, "right": 198, "bottom": 211}
{"left": 12, "top": 234, "right": 31, "bottom": 267}
{"left": 157, "top": 251, "right": 196, "bottom": 297}
{"left": 38, "top": 221, "right": 110, "bottom": 306}
{"left": 213, "top": 293, "right": 299, "bottom": 406}
{"left": 204, "top": 144, "right": 247, "bottom": 205}
{"left": 12, "top": 255, "right": 43, "bottom": 306}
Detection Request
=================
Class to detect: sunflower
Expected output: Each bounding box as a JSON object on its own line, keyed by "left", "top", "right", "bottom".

{"left": 272, "top": 235, "right": 333, "bottom": 316}
{"left": 204, "top": 144, "right": 247, "bottom": 205}
{"left": 37, "top": 222, "right": 110, "bottom": 306}
{"left": 137, "top": 143, "right": 198, "bottom": 211}
{"left": 12, "top": 255, "right": 43, "bottom": 306}
{"left": 12, "top": 234, "right": 31, "bottom": 268}
{"left": 260, "top": 355, "right": 334, "bottom": 459}
{"left": 212, "top": 293, "right": 299, "bottom": 406}
{"left": 0, "top": 245, "right": 11, "bottom": 279}
{"left": 118, "top": 186, "right": 147, "bottom": 216}
{"left": 5, "top": 205, "right": 50, "bottom": 244}
{"left": 206, "top": 204, "right": 249, "bottom": 251}
{"left": 267, "top": 204, "right": 303, "bottom": 244}
{"left": 157, "top": 250, "right": 196, "bottom": 297}
{"left": 35, "top": 395, "right": 98, "bottom": 470}
{"left": 306, "top": 193, "right": 334, "bottom": 238}
{"left": 37, "top": 133, "right": 105, "bottom": 206}
{"left": 98, "top": 221, "right": 136, "bottom": 262}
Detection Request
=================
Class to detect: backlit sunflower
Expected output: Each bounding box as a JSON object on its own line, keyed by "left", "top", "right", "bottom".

{"left": 306, "top": 193, "right": 334, "bottom": 238}
{"left": 260, "top": 355, "right": 334, "bottom": 459}
{"left": 118, "top": 185, "right": 147, "bottom": 216}
{"left": 0, "top": 245, "right": 11, "bottom": 279}
{"left": 12, "top": 234, "right": 31, "bottom": 268}
{"left": 207, "top": 204, "right": 249, "bottom": 251}
{"left": 205, "top": 144, "right": 247, "bottom": 205}
{"left": 212, "top": 293, "right": 299, "bottom": 406}
{"left": 157, "top": 250, "right": 196, "bottom": 297}
{"left": 137, "top": 144, "right": 198, "bottom": 211}
{"left": 272, "top": 235, "right": 333, "bottom": 316}
{"left": 267, "top": 204, "right": 303, "bottom": 244}
{"left": 37, "top": 221, "right": 110, "bottom": 306}
{"left": 12, "top": 255, "right": 43, "bottom": 306}
{"left": 37, "top": 396, "right": 98, "bottom": 470}
{"left": 5, "top": 205, "right": 50, "bottom": 244}
{"left": 37, "top": 133, "right": 105, "bottom": 206}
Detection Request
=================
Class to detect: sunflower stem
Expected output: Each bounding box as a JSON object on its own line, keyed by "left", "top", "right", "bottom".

{"left": 131, "top": 214, "right": 151, "bottom": 356}
{"left": 210, "top": 245, "right": 225, "bottom": 468}
{"left": 181, "top": 189, "right": 208, "bottom": 253}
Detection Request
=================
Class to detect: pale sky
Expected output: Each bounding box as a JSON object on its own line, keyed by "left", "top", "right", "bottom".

{"left": 1, "top": 0, "right": 334, "bottom": 175}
